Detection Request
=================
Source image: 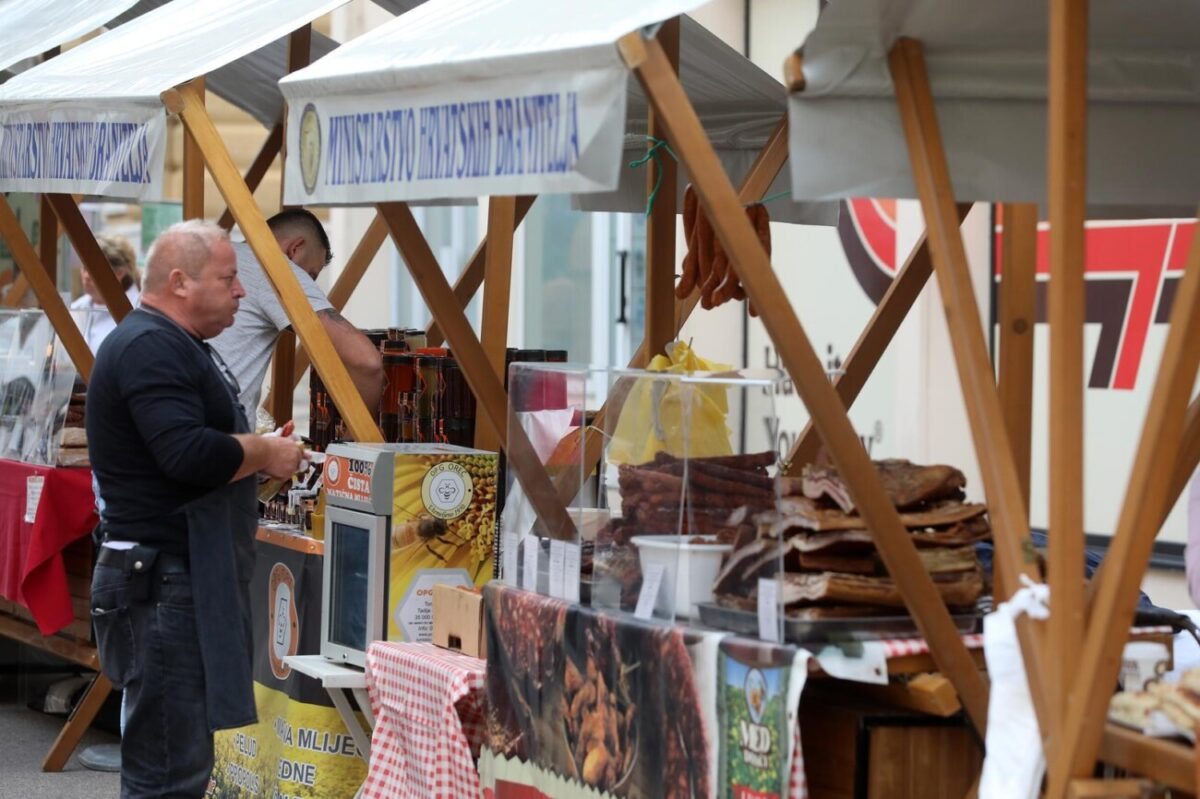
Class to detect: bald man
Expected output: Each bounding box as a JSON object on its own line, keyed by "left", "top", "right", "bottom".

{"left": 87, "top": 220, "right": 305, "bottom": 798}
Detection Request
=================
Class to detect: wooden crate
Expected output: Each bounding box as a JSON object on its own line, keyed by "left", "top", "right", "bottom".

{"left": 800, "top": 683, "right": 982, "bottom": 799}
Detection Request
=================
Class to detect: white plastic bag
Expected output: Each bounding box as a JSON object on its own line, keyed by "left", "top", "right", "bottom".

{"left": 979, "top": 576, "right": 1049, "bottom": 799}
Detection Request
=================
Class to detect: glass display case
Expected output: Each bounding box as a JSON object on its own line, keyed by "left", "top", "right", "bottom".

{"left": 0, "top": 309, "right": 79, "bottom": 466}
{"left": 501, "top": 356, "right": 787, "bottom": 640}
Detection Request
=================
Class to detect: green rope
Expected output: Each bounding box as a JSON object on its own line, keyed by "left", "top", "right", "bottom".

{"left": 628, "top": 136, "right": 678, "bottom": 217}
{"left": 745, "top": 189, "right": 791, "bottom": 207}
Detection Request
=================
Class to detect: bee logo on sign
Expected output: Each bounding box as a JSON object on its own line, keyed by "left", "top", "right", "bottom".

{"left": 267, "top": 563, "right": 299, "bottom": 679}
{"left": 299, "top": 103, "right": 321, "bottom": 195}
{"left": 422, "top": 462, "right": 473, "bottom": 520}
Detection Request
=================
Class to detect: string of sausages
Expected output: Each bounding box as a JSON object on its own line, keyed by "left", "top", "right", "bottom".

{"left": 677, "top": 183, "right": 771, "bottom": 316}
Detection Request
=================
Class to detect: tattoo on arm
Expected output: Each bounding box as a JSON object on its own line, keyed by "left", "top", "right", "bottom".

{"left": 317, "top": 308, "right": 355, "bottom": 328}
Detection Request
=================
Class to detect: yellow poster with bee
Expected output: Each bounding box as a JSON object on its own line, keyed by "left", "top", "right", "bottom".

{"left": 387, "top": 449, "right": 497, "bottom": 641}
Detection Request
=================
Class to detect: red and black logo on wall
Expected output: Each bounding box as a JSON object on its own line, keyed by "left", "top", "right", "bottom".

{"left": 838, "top": 198, "right": 1193, "bottom": 390}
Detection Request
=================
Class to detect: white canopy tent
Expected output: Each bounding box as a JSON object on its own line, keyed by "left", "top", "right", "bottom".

{"left": 107, "top": 0, "right": 342, "bottom": 130}
{"left": 787, "top": 0, "right": 1200, "bottom": 214}
{"left": 0, "top": 0, "right": 349, "bottom": 200}
{"left": 0, "top": 0, "right": 140, "bottom": 74}
{"left": 279, "top": 0, "right": 831, "bottom": 223}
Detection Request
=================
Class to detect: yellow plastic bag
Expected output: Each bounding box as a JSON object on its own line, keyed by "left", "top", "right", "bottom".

{"left": 607, "top": 340, "right": 733, "bottom": 465}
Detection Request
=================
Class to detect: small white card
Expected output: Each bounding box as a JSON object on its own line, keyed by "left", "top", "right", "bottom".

{"left": 501, "top": 530, "right": 519, "bottom": 584}
{"left": 522, "top": 535, "right": 540, "bottom": 592}
{"left": 548, "top": 540, "right": 567, "bottom": 599}
{"left": 635, "top": 564, "right": 666, "bottom": 620}
{"left": 563, "top": 543, "right": 581, "bottom": 604}
{"left": 758, "top": 578, "right": 781, "bottom": 642}
{"left": 24, "top": 476, "right": 44, "bottom": 524}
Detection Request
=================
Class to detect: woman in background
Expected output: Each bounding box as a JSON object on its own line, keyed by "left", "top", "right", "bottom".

{"left": 71, "top": 233, "right": 141, "bottom": 352}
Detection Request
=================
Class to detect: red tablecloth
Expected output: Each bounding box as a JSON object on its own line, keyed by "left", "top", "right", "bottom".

{"left": 364, "top": 641, "right": 486, "bottom": 799}
{"left": 0, "top": 459, "right": 97, "bottom": 634}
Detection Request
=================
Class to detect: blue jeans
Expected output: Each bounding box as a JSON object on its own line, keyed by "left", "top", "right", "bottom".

{"left": 92, "top": 560, "right": 212, "bottom": 798}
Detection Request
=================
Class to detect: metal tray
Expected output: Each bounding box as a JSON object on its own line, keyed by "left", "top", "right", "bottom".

{"left": 696, "top": 602, "right": 981, "bottom": 644}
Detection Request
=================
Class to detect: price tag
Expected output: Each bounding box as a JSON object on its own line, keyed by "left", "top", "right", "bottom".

{"left": 24, "top": 476, "right": 44, "bottom": 524}
{"left": 548, "top": 540, "right": 567, "bottom": 599}
{"left": 522, "top": 536, "right": 540, "bottom": 592}
{"left": 758, "top": 578, "right": 781, "bottom": 642}
{"left": 500, "top": 530, "right": 519, "bottom": 584}
{"left": 563, "top": 543, "right": 581, "bottom": 604}
{"left": 635, "top": 564, "right": 666, "bottom": 620}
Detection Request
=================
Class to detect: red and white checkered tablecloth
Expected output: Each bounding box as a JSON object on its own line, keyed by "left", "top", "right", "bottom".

{"left": 878, "top": 633, "right": 985, "bottom": 659}
{"left": 363, "top": 642, "right": 487, "bottom": 799}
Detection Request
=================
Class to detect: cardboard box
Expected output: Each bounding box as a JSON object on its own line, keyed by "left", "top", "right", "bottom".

{"left": 432, "top": 583, "right": 486, "bottom": 659}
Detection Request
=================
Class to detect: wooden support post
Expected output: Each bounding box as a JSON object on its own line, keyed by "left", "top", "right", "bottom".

{"left": 218, "top": 121, "right": 284, "bottom": 230}
{"left": 0, "top": 195, "right": 93, "bottom": 380}
{"left": 621, "top": 32, "right": 989, "bottom": 736}
{"left": 378, "top": 201, "right": 577, "bottom": 540}
{"left": 41, "top": 674, "right": 113, "bottom": 772}
{"left": 46, "top": 194, "right": 134, "bottom": 322}
{"left": 271, "top": 330, "right": 297, "bottom": 425}
{"left": 1045, "top": 0, "right": 1089, "bottom": 749}
{"left": 182, "top": 77, "right": 206, "bottom": 220}
{"left": 888, "top": 38, "right": 1052, "bottom": 742}
{"left": 995, "top": 203, "right": 1039, "bottom": 601}
{"left": 787, "top": 205, "right": 971, "bottom": 473}
{"left": 476, "top": 197, "right": 517, "bottom": 450}
{"left": 39, "top": 195, "right": 57, "bottom": 280}
{"left": 1046, "top": 204, "right": 1200, "bottom": 799}
{"left": 427, "top": 196, "right": 537, "bottom": 347}
{"left": 166, "top": 83, "right": 382, "bottom": 442}
{"left": 997, "top": 204, "right": 1039, "bottom": 510}
{"left": 644, "top": 16, "right": 680, "bottom": 360}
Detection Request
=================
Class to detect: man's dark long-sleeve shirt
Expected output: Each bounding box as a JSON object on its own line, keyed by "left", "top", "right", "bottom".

{"left": 86, "top": 308, "right": 245, "bottom": 555}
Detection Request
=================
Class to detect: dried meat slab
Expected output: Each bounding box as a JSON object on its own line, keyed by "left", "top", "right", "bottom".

{"left": 793, "top": 459, "right": 967, "bottom": 514}
{"left": 778, "top": 569, "right": 983, "bottom": 609}
{"left": 713, "top": 538, "right": 783, "bottom": 596}
{"left": 787, "top": 538, "right": 977, "bottom": 575}
{"left": 774, "top": 496, "right": 987, "bottom": 532}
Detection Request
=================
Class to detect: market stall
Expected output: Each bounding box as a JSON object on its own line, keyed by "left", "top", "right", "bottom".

{"left": 267, "top": 1, "right": 1008, "bottom": 796}
{"left": 0, "top": 0, "right": 380, "bottom": 774}
{"left": 784, "top": 0, "right": 1200, "bottom": 795}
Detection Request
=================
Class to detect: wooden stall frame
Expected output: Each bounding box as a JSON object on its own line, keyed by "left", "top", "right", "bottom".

{"left": 783, "top": 4, "right": 1199, "bottom": 792}
{"left": 619, "top": 30, "right": 990, "bottom": 735}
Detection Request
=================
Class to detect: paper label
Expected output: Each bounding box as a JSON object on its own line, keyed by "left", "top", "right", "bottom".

{"left": 522, "top": 535, "right": 539, "bottom": 592}
{"left": 24, "top": 476, "right": 44, "bottom": 524}
{"left": 563, "top": 543, "right": 581, "bottom": 604}
{"left": 501, "top": 530, "right": 519, "bottom": 584}
{"left": 548, "top": 539, "right": 566, "bottom": 599}
{"left": 757, "top": 578, "right": 781, "bottom": 643}
{"left": 635, "top": 564, "right": 666, "bottom": 620}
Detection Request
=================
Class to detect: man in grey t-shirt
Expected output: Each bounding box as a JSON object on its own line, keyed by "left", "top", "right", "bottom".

{"left": 209, "top": 210, "right": 383, "bottom": 426}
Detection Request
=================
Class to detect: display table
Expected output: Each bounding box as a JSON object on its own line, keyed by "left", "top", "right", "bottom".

{"left": 0, "top": 458, "right": 96, "bottom": 634}
{"left": 363, "top": 641, "right": 486, "bottom": 799}
{"left": 0, "top": 458, "right": 103, "bottom": 773}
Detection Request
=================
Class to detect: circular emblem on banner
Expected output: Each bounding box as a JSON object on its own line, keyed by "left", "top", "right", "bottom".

{"left": 421, "top": 462, "right": 474, "bottom": 520}
{"left": 267, "top": 563, "right": 299, "bottom": 679}
{"left": 744, "top": 668, "right": 768, "bottom": 724}
{"left": 299, "top": 103, "right": 321, "bottom": 195}
{"left": 324, "top": 456, "right": 341, "bottom": 487}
